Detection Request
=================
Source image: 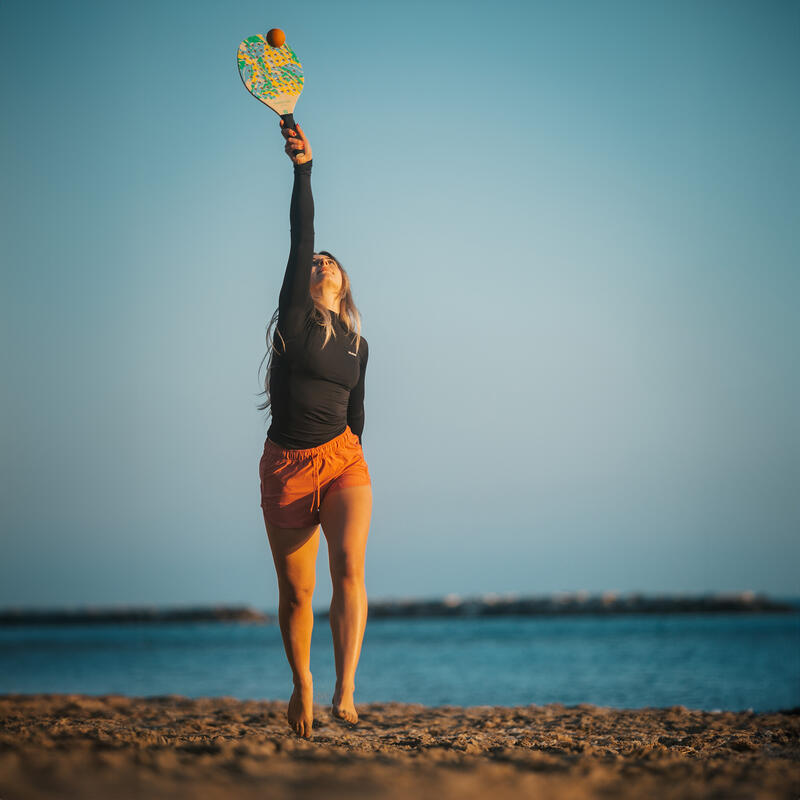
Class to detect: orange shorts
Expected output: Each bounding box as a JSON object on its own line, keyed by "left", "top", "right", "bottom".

{"left": 259, "top": 426, "right": 371, "bottom": 528}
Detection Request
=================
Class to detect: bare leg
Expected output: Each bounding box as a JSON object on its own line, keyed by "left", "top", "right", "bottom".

{"left": 319, "top": 484, "right": 372, "bottom": 724}
{"left": 263, "top": 511, "right": 319, "bottom": 738}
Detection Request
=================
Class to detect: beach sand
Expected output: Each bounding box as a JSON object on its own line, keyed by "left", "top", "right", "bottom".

{"left": 1, "top": 694, "right": 798, "bottom": 799}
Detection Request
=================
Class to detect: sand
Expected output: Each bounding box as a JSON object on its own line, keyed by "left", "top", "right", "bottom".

{"left": 0, "top": 694, "right": 798, "bottom": 799}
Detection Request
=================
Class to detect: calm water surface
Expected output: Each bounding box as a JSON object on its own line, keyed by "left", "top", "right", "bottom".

{"left": 1, "top": 614, "right": 797, "bottom": 711}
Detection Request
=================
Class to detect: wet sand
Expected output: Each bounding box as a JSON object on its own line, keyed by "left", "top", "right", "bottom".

{"left": 1, "top": 694, "right": 798, "bottom": 799}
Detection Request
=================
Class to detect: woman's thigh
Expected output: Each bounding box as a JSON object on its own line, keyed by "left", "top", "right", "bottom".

{"left": 319, "top": 485, "right": 372, "bottom": 578}
{"left": 263, "top": 509, "right": 320, "bottom": 595}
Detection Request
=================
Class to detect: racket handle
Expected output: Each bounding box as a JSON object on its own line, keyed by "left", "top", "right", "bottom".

{"left": 281, "top": 113, "right": 305, "bottom": 157}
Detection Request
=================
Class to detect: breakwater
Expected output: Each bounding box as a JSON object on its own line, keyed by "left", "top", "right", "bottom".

{"left": 0, "top": 606, "right": 270, "bottom": 626}
{"left": 0, "top": 592, "right": 794, "bottom": 625}
{"left": 355, "top": 591, "right": 795, "bottom": 619}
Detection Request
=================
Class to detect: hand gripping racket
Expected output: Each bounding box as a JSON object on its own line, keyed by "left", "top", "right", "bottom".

{"left": 237, "top": 33, "right": 305, "bottom": 156}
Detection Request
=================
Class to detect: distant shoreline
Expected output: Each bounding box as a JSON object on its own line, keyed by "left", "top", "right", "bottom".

{"left": 0, "top": 592, "right": 795, "bottom": 625}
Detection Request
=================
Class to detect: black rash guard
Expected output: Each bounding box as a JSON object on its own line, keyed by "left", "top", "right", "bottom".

{"left": 266, "top": 160, "right": 368, "bottom": 450}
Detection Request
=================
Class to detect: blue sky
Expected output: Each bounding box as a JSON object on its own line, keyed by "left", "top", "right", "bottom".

{"left": 1, "top": 0, "right": 798, "bottom": 610}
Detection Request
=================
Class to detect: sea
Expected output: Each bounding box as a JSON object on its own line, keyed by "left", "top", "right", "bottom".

{"left": 2, "top": 612, "right": 798, "bottom": 712}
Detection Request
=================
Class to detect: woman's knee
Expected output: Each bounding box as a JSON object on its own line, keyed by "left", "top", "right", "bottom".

{"left": 329, "top": 552, "right": 365, "bottom": 585}
{"left": 279, "top": 580, "right": 316, "bottom": 607}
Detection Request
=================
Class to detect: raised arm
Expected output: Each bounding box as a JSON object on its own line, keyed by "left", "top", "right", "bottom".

{"left": 277, "top": 123, "right": 314, "bottom": 330}
{"left": 347, "top": 339, "right": 369, "bottom": 444}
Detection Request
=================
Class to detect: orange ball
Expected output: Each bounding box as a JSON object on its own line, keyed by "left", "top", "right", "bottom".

{"left": 266, "top": 28, "right": 285, "bottom": 47}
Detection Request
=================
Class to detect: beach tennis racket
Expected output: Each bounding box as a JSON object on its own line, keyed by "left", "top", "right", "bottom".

{"left": 237, "top": 32, "right": 305, "bottom": 156}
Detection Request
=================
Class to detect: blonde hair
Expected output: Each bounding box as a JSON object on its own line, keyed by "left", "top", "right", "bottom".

{"left": 256, "top": 251, "right": 362, "bottom": 413}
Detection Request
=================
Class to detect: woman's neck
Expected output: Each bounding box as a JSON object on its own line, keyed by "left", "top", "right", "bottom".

{"left": 314, "top": 289, "right": 340, "bottom": 313}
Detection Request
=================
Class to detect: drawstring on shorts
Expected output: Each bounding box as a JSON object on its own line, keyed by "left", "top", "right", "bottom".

{"left": 310, "top": 450, "right": 321, "bottom": 514}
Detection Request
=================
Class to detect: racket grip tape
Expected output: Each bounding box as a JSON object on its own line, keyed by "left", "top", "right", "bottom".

{"left": 280, "top": 114, "right": 305, "bottom": 157}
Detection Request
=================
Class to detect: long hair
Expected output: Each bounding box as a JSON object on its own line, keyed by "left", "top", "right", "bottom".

{"left": 256, "top": 251, "right": 362, "bottom": 413}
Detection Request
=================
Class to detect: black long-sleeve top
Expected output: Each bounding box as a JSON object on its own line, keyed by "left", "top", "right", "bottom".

{"left": 266, "top": 161, "right": 368, "bottom": 450}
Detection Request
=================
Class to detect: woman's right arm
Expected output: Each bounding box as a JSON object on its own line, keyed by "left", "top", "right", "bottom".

{"left": 277, "top": 124, "right": 315, "bottom": 326}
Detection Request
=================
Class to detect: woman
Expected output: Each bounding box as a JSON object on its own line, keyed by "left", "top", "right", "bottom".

{"left": 257, "top": 121, "right": 372, "bottom": 739}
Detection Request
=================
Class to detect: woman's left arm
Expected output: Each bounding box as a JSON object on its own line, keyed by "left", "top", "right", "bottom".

{"left": 347, "top": 339, "right": 369, "bottom": 444}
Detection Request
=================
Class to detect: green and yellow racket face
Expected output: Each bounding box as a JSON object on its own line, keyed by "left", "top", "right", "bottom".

{"left": 237, "top": 35, "right": 304, "bottom": 116}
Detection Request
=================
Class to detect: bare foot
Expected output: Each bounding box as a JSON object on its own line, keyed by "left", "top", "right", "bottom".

{"left": 331, "top": 684, "right": 358, "bottom": 724}
{"left": 288, "top": 676, "right": 314, "bottom": 738}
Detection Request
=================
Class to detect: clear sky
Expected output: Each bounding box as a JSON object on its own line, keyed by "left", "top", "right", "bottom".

{"left": 1, "top": 0, "right": 798, "bottom": 610}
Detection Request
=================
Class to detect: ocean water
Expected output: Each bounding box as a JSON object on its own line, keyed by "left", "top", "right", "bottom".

{"left": 1, "top": 613, "right": 798, "bottom": 712}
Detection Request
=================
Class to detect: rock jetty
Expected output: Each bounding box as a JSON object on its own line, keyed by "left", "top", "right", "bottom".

{"left": 0, "top": 593, "right": 793, "bottom": 626}
{"left": 0, "top": 606, "right": 270, "bottom": 626}
{"left": 352, "top": 591, "right": 795, "bottom": 619}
